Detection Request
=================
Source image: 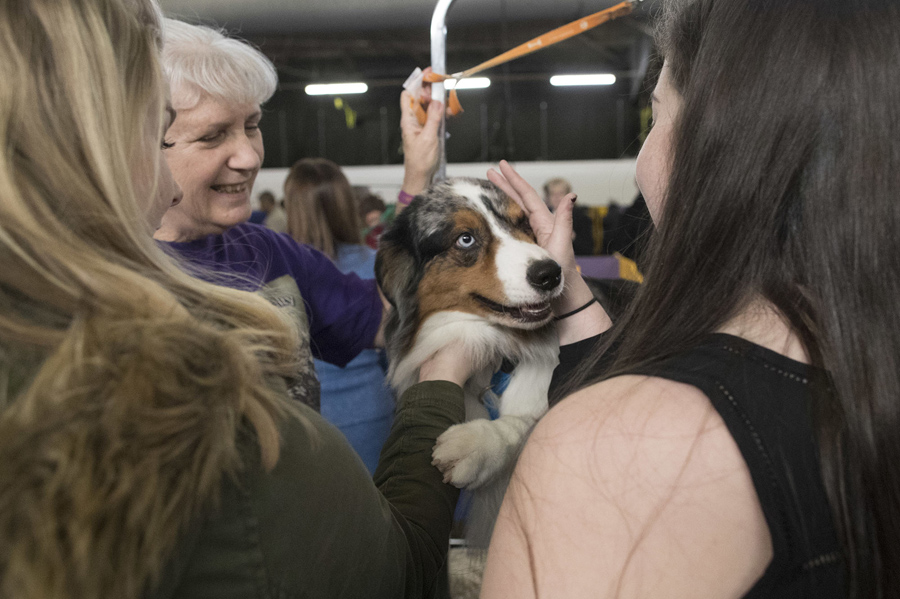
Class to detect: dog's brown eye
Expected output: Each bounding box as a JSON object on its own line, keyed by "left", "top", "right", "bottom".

{"left": 456, "top": 233, "right": 476, "bottom": 249}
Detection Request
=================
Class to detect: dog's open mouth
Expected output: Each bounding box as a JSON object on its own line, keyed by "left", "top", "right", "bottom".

{"left": 474, "top": 294, "right": 553, "bottom": 323}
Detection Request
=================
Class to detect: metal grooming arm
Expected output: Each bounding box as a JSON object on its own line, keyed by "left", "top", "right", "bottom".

{"left": 428, "top": 0, "right": 644, "bottom": 183}
{"left": 430, "top": 0, "right": 456, "bottom": 183}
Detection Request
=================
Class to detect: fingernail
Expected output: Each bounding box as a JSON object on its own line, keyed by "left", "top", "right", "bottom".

{"left": 571, "top": 194, "right": 578, "bottom": 203}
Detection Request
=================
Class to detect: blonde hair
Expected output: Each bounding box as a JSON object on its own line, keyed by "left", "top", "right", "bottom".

{"left": 284, "top": 158, "right": 363, "bottom": 259}
{"left": 542, "top": 177, "right": 572, "bottom": 196}
{"left": 0, "top": 0, "right": 299, "bottom": 596}
{"left": 161, "top": 18, "right": 278, "bottom": 108}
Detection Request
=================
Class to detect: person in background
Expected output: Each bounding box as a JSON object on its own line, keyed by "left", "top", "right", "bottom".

{"left": 258, "top": 189, "right": 288, "bottom": 233}
{"left": 472, "top": 0, "right": 900, "bottom": 596}
{"left": 247, "top": 199, "right": 267, "bottom": 224}
{"left": 542, "top": 177, "right": 595, "bottom": 256}
{"left": 541, "top": 177, "right": 573, "bottom": 210}
{"left": 154, "top": 18, "right": 444, "bottom": 411}
{"left": 358, "top": 189, "right": 387, "bottom": 229}
{"left": 283, "top": 158, "right": 395, "bottom": 474}
{"left": 543, "top": 178, "right": 653, "bottom": 260}
{"left": 0, "top": 0, "right": 475, "bottom": 597}
{"left": 358, "top": 189, "right": 390, "bottom": 249}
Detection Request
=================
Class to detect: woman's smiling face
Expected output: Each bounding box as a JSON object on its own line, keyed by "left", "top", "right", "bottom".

{"left": 156, "top": 90, "right": 264, "bottom": 240}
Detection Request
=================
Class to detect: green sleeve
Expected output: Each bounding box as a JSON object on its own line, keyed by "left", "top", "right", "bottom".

{"left": 159, "top": 380, "right": 465, "bottom": 599}
{"left": 374, "top": 380, "right": 466, "bottom": 598}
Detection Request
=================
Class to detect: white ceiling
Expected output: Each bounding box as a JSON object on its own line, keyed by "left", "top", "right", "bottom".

{"left": 159, "top": 0, "right": 639, "bottom": 34}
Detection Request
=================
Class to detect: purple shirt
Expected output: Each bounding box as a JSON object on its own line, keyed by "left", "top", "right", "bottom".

{"left": 162, "top": 223, "right": 382, "bottom": 411}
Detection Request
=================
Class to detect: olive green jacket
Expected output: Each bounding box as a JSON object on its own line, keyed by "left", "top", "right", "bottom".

{"left": 150, "top": 381, "right": 464, "bottom": 599}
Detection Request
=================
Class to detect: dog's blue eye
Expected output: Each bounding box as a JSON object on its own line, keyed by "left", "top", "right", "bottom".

{"left": 456, "top": 233, "right": 476, "bottom": 249}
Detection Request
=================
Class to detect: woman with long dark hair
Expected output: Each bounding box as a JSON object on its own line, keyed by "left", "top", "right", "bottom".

{"left": 470, "top": 0, "right": 900, "bottom": 596}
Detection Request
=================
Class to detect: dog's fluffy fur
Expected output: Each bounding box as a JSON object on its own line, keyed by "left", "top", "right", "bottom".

{"left": 375, "top": 177, "right": 562, "bottom": 493}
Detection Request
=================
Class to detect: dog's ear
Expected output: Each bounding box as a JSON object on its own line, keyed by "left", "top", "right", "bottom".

{"left": 375, "top": 207, "right": 425, "bottom": 359}
{"left": 375, "top": 207, "right": 418, "bottom": 309}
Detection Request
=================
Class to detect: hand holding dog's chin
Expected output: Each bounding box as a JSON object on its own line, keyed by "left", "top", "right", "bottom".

{"left": 418, "top": 348, "right": 475, "bottom": 387}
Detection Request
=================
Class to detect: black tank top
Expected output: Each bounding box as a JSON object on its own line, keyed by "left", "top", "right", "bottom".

{"left": 553, "top": 333, "right": 846, "bottom": 598}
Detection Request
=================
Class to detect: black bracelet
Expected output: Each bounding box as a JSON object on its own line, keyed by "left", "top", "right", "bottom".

{"left": 554, "top": 297, "right": 597, "bottom": 321}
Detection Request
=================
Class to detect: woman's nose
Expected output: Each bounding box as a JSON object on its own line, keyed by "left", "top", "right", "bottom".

{"left": 227, "top": 135, "right": 262, "bottom": 172}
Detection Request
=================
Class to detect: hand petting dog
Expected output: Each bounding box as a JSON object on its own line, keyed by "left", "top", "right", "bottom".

{"left": 487, "top": 160, "right": 578, "bottom": 268}
{"left": 488, "top": 160, "right": 612, "bottom": 343}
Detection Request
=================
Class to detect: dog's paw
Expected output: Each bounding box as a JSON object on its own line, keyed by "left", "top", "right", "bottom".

{"left": 432, "top": 420, "right": 507, "bottom": 489}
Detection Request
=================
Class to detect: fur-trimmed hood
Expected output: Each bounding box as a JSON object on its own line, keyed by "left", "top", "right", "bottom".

{"left": 0, "top": 318, "right": 265, "bottom": 599}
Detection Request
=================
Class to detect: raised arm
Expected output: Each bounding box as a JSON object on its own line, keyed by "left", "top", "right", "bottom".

{"left": 399, "top": 83, "right": 443, "bottom": 202}
{"left": 376, "top": 78, "right": 444, "bottom": 346}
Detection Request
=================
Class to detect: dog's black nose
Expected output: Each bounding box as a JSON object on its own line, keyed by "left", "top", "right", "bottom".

{"left": 526, "top": 259, "right": 562, "bottom": 291}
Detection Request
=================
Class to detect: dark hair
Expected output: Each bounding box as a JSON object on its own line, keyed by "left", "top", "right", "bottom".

{"left": 283, "top": 158, "right": 362, "bottom": 258}
{"left": 357, "top": 190, "right": 386, "bottom": 222}
{"left": 567, "top": 1, "right": 900, "bottom": 596}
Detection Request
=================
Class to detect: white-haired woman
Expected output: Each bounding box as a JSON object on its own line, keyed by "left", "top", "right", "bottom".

{"left": 154, "top": 18, "right": 444, "bottom": 411}
{"left": 0, "top": 1, "right": 475, "bottom": 597}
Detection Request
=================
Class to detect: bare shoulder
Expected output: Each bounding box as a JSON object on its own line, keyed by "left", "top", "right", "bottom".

{"left": 535, "top": 374, "right": 720, "bottom": 446}
{"left": 481, "top": 375, "right": 773, "bottom": 599}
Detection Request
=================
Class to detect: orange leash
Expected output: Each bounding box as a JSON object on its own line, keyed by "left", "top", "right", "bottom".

{"left": 424, "top": 0, "right": 636, "bottom": 83}
{"left": 415, "top": 0, "right": 638, "bottom": 123}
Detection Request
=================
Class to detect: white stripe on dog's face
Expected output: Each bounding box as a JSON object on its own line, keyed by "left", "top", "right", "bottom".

{"left": 494, "top": 235, "right": 555, "bottom": 304}
{"left": 450, "top": 180, "right": 561, "bottom": 306}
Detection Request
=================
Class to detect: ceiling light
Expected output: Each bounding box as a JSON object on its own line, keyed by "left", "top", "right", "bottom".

{"left": 445, "top": 78, "right": 491, "bottom": 90}
{"left": 305, "top": 82, "right": 368, "bottom": 96}
{"left": 550, "top": 74, "right": 616, "bottom": 87}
